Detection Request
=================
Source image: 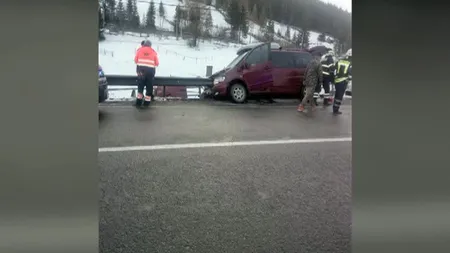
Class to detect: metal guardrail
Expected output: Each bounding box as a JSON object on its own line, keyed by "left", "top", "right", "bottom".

{"left": 105, "top": 75, "right": 213, "bottom": 98}
{"left": 105, "top": 75, "right": 213, "bottom": 87}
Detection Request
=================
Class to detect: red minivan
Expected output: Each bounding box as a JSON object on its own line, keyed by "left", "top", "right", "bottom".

{"left": 211, "top": 42, "right": 312, "bottom": 103}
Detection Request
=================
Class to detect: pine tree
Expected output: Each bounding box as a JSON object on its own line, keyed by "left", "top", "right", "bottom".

{"left": 250, "top": 4, "right": 258, "bottom": 21}
{"left": 116, "top": 0, "right": 126, "bottom": 31}
{"left": 158, "top": 0, "right": 165, "bottom": 27}
{"left": 285, "top": 26, "right": 291, "bottom": 40}
{"left": 146, "top": 0, "right": 156, "bottom": 30}
{"left": 99, "top": 4, "right": 106, "bottom": 40}
{"left": 294, "top": 31, "right": 302, "bottom": 47}
{"left": 215, "top": 0, "right": 226, "bottom": 9}
{"left": 173, "top": 4, "right": 182, "bottom": 39}
{"left": 187, "top": 2, "right": 203, "bottom": 47}
{"left": 267, "top": 20, "right": 275, "bottom": 40}
{"left": 99, "top": 5, "right": 105, "bottom": 29}
{"left": 104, "top": 0, "right": 116, "bottom": 26}
{"left": 318, "top": 32, "right": 326, "bottom": 42}
{"left": 204, "top": 7, "right": 213, "bottom": 38}
{"left": 263, "top": 20, "right": 274, "bottom": 42}
{"left": 239, "top": 4, "right": 249, "bottom": 39}
{"left": 301, "top": 30, "right": 310, "bottom": 48}
{"left": 126, "top": 0, "right": 134, "bottom": 28}
{"left": 258, "top": 5, "right": 266, "bottom": 26}
{"left": 225, "top": 0, "right": 241, "bottom": 39}
{"left": 131, "top": 0, "right": 140, "bottom": 28}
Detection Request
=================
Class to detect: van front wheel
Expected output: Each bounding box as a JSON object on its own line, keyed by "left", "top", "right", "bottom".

{"left": 229, "top": 83, "right": 248, "bottom": 103}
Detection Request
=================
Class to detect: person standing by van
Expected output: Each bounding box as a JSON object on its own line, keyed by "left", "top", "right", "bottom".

{"left": 332, "top": 50, "right": 352, "bottom": 115}
{"left": 135, "top": 40, "right": 145, "bottom": 74}
{"left": 134, "top": 39, "right": 159, "bottom": 108}
{"left": 314, "top": 49, "right": 335, "bottom": 106}
{"left": 298, "top": 51, "right": 323, "bottom": 113}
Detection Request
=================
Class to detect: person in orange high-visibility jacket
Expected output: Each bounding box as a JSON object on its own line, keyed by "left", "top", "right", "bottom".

{"left": 135, "top": 41, "right": 145, "bottom": 74}
{"left": 134, "top": 39, "right": 159, "bottom": 107}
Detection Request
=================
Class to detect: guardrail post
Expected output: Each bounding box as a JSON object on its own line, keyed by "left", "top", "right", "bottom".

{"left": 163, "top": 86, "right": 166, "bottom": 97}
{"left": 206, "top": 65, "right": 213, "bottom": 77}
{"left": 131, "top": 89, "right": 136, "bottom": 97}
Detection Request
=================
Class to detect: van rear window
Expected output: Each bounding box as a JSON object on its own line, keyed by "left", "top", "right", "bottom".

{"left": 271, "top": 51, "right": 312, "bottom": 68}
{"left": 293, "top": 52, "right": 312, "bottom": 68}
{"left": 271, "top": 52, "right": 295, "bottom": 68}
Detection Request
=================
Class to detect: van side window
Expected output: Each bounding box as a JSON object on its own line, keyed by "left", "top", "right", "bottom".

{"left": 271, "top": 52, "right": 295, "bottom": 68}
{"left": 293, "top": 53, "right": 312, "bottom": 68}
{"left": 246, "top": 44, "right": 269, "bottom": 66}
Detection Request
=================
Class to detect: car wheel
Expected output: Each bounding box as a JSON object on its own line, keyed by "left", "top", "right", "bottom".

{"left": 229, "top": 83, "right": 247, "bottom": 103}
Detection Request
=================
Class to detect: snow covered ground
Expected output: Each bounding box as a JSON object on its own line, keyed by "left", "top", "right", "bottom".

{"left": 100, "top": 0, "right": 339, "bottom": 100}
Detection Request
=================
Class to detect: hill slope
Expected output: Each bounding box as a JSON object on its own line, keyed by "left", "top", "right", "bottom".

{"left": 99, "top": 0, "right": 337, "bottom": 77}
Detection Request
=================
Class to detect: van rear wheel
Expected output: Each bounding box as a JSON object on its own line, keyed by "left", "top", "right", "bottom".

{"left": 229, "top": 83, "right": 247, "bottom": 103}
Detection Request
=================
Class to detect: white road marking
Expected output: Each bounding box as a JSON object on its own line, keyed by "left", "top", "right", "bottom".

{"left": 98, "top": 137, "right": 352, "bottom": 153}
{"left": 99, "top": 104, "right": 352, "bottom": 109}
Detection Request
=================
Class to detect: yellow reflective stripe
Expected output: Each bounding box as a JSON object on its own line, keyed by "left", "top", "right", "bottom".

{"left": 335, "top": 77, "right": 348, "bottom": 83}
{"left": 337, "top": 62, "right": 350, "bottom": 73}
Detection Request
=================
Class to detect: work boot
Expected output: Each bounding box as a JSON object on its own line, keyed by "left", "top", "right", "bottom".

{"left": 135, "top": 98, "right": 143, "bottom": 107}
{"left": 142, "top": 95, "right": 151, "bottom": 107}
{"left": 323, "top": 98, "right": 330, "bottom": 106}
{"left": 333, "top": 110, "right": 342, "bottom": 115}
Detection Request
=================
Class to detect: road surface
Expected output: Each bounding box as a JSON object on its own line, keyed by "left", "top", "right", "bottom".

{"left": 99, "top": 100, "right": 352, "bottom": 253}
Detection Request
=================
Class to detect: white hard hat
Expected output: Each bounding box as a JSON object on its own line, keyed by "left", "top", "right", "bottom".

{"left": 345, "top": 49, "right": 352, "bottom": 57}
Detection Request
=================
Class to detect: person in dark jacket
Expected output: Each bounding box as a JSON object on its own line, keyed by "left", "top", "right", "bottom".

{"left": 332, "top": 51, "right": 352, "bottom": 115}
{"left": 314, "top": 49, "right": 335, "bottom": 106}
{"left": 298, "top": 51, "right": 323, "bottom": 113}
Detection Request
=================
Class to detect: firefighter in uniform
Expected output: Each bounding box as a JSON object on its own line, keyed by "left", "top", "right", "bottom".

{"left": 332, "top": 50, "right": 352, "bottom": 115}
{"left": 134, "top": 39, "right": 159, "bottom": 108}
{"left": 314, "top": 49, "right": 335, "bottom": 106}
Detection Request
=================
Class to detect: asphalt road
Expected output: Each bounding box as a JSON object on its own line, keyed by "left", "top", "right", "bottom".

{"left": 99, "top": 100, "right": 352, "bottom": 253}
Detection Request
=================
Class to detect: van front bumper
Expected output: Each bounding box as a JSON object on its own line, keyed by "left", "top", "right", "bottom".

{"left": 211, "top": 83, "right": 227, "bottom": 97}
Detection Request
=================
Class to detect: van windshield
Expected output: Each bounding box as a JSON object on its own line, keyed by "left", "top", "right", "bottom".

{"left": 226, "top": 51, "right": 249, "bottom": 69}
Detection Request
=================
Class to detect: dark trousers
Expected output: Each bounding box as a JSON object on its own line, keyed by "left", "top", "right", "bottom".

{"left": 315, "top": 75, "right": 332, "bottom": 93}
{"left": 314, "top": 75, "right": 332, "bottom": 104}
{"left": 136, "top": 67, "right": 155, "bottom": 106}
{"left": 333, "top": 80, "right": 348, "bottom": 112}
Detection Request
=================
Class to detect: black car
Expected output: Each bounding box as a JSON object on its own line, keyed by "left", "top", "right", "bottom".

{"left": 98, "top": 65, "right": 108, "bottom": 103}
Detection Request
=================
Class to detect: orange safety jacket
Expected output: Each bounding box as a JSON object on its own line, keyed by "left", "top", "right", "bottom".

{"left": 134, "top": 46, "right": 159, "bottom": 68}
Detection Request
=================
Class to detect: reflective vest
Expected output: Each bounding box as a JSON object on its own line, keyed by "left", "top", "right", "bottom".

{"left": 134, "top": 46, "right": 159, "bottom": 68}
{"left": 334, "top": 60, "right": 351, "bottom": 83}
{"left": 321, "top": 55, "right": 335, "bottom": 76}
{"left": 321, "top": 55, "right": 334, "bottom": 76}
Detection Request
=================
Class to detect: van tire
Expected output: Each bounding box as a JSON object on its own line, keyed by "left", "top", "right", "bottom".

{"left": 229, "top": 83, "right": 248, "bottom": 103}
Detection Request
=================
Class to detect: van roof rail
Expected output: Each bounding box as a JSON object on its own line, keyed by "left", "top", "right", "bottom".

{"left": 236, "top": 42, "right": 282, "bottom": 55}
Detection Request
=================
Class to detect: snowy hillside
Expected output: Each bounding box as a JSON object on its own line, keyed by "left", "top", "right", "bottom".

{"left": 99, "top": 32, "right": 241, "bottom": 77}
{"left": 99, "top": 0, "right": 337, "bottom": 77}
